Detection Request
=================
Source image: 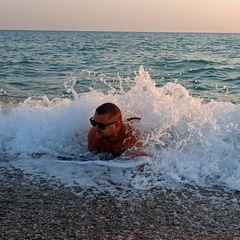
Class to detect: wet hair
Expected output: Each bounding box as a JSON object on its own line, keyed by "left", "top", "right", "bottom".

{"left": 96, "top": 102, "right": 122, "bottom": 120}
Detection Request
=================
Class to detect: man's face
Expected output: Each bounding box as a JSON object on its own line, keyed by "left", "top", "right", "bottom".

{"left": 93, "top": 113, "right": 118, "bottom": 140}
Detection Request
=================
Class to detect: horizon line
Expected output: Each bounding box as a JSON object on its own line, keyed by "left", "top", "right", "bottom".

{"left": 0, "top": 29, "right": 239, "bottom": 34}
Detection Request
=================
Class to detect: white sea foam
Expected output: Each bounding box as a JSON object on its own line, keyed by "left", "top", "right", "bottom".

{"left": 0, "top": 66, "right": 240, "bottom": 194}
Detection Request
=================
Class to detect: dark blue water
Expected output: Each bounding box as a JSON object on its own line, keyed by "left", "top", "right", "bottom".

{"left": 1, "top": 31, "right": 240, "bottom": 103}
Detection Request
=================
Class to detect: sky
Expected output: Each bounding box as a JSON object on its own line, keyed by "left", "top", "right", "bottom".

{"left": 0, "top": 0, "right": 240, "bottom": 33}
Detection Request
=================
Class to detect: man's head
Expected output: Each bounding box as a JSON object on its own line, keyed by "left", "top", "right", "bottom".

{"left": 96, "top": 102, "right": 122, "bottom": 121}
{"left": 91, "top": 103, "right": 122, "bottom": 139}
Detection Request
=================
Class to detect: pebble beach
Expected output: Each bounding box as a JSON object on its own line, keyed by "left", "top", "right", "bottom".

{"left": 1, "top": 165, "right": 240, "bottom": 240}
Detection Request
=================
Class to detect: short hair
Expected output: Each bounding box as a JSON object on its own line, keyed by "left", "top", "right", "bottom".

{"left": 96, "top": 102, "right": 122, "bottom": 120}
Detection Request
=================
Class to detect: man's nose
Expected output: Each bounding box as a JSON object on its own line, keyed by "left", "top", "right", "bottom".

{"left": 94, "top": 124, "right": 101, "bottom": 130}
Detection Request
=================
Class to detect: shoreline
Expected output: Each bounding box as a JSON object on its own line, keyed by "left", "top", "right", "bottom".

{"left": 1, "top": 166, "right": 240, "bottom": 239}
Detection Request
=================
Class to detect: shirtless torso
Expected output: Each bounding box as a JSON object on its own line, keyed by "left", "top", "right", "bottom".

{"left": 88, "top": 121, "right": 143, "bottom": 157}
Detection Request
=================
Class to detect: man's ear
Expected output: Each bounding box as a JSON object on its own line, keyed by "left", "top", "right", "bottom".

{"left": 115, "top": 121, "right": 121, "bottom": 128}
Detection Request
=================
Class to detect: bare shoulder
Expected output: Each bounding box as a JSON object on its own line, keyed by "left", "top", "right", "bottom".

{"left": 123, "top": 122, "right": 143, "bottom": 146}
{"left": 88, "top": 127, "right": 98, "bottom": 151}
{"left": 88, "top": 127, "right": 95, "bottom": 141}
{"left": 123, "top": 120, "right": 148, "bottom": 157}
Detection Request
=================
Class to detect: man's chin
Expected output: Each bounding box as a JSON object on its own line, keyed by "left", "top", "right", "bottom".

{"left": 95, "top": 134, "right": 103, "bottom": 139}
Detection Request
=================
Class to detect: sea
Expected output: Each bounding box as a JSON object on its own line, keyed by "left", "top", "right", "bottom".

{"left": 0, "top": 30, "right": 240, "bottom": 198}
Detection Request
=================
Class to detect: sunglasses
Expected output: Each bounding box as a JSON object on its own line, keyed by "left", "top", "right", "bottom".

{"left": 89, "top": 117, "right": 118, "bottom": 130}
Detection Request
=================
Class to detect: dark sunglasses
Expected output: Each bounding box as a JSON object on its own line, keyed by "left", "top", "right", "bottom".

{"left": 89, "top": 117, "right": 118, "bottom": 130}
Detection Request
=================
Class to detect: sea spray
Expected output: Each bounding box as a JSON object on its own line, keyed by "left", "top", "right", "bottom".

{"left": 0, "top": 66, "right": 239, "bottom": 194}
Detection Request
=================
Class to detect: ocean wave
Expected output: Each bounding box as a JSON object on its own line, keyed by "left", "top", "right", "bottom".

{"left": 0, "top": 66, "right": 239, "bottom": 193}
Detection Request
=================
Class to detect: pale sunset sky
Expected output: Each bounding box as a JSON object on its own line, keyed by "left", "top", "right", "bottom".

{"left": 0, "top": 0, "right": 239, "bottom": 33}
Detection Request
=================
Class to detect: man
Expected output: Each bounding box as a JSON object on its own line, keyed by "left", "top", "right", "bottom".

{"left": 88, "top": 102, "right": 146, "bottom": 157}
